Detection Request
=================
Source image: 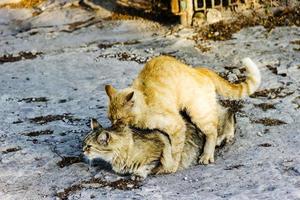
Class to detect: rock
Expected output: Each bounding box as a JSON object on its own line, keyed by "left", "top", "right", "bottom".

{"left": 206, "top": 9, "right": 222, "bottom": 24}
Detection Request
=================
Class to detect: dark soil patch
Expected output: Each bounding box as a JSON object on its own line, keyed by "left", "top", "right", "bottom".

{"left": 29, "top": 113, "right": 80, "bottom": 125}
{"left": 58, "top": 99, "right": 68, "bottom": 103}
{"left": 12, "top": 119, "right": 24, "bottom": 124}
{"left": 224, "top": 164, "right": 244, "bottom": 170}
{"left": 56, "top": 178, "right": 140, "bottom": 200}
{"left": 219, "top": 66, "right": 247, "bottom": 84}
{"left": 290, "top": 40, "right": 300, "bottom": 45}
{"left": 219, "top": 100, "right": 244, "bottom": 113}
{"left": 293, "top": 47, "right": 300, "bottom": 51}
{"left": 258, "top": 143, "right": 272, "bottom": 147}
{"left": 194, "top": 7, "right": 300, "bottom": 41}
{"left": 252, "top": 118, "right": 287, "bottom": 126}
{"left": 195, "top": 44, "right": 211, "bottom": 52}
{"left": 96, "top": 105, "right": 105, "bottom": 109}
{"left": 62, "top": 17, "right": 103, "bottom": 33}
{"left": 2, "top": 147, "right": 21, "bottom": 154}
{"left": 57, "top": 156, "right": 83, "bottom": 168}
{"left": 18, "top": 97, "right": 49, "bottom": 103}
{"left": 266, "top": 65, "right": 278, "bottom": 75}
{"left": 0, "top": 51, "right": 43, "bottom": 64}
{"left": 254, "top": 103, "right": 276, "bottom": 111}
{"left": 96, "top": 52, "right": 150, "bottom": 64}
{"left": 23, "top": 129, "right": 54, "bottom": 137}
{"left": 98, "top": 40, "right": 140, "bottom": 49}
{"left": 250, "top": 87, "right": 295, "bottom": 99}
{"left": 265, "top": 65, "right": 287, "bottom": 77}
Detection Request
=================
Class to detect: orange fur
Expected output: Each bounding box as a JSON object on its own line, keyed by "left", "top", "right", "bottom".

{"left": 105, "top": 56, "right": 260, "bottom": 171}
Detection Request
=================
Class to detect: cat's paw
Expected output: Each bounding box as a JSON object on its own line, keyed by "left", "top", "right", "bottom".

{"left": 131, "top": 174, "right": 145, "bottom": 181}
{"left": 154, "top": 165, "right": 177, "bottom": 174}
{"left": 198, "top": 153, "right": 214, "bottom": 165}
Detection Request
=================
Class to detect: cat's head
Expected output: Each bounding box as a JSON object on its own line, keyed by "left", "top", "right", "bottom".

{"left": 105, "top": 85, "right": 136, "bottom": 126}
{"left": 83, "top": 119, "right": 132, "bottom": 163}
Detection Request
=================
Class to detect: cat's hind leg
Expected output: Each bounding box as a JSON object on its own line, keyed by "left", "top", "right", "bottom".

{"left": 186, "top": 98, "right": 219, "bottom": 165}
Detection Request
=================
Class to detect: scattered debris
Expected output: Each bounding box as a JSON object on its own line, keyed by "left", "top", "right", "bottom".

{"left": 290, "top": 40, "right": 300, "bottom": 45}
{"left": 56, "top": 178, "right": 140, "bottom": 200}
{"left": 2, "top": 147, "right": 21, "bottom": 154}
{"left": 250, "top": 87, "right": 295, "bottom": 99}
{"left": 219, "top": 66, "right": 246, "bottom": 84}
{"left": 18, "top": 97, "right": 49, "bottom": 103}
{"left": 57, "top": 156, "right": 83, "bottom": 168}
{"left": 22, "top": 129, "right": 53, "bottom": 137}
{"left": 224, "top": 164, "right": 244, "bottom": 170}
{"left": 62, "top": 18, "right": 103, "bottom": 33}
{"left": 266, "top": 65, "right": 278, "bottom": 75}
{"left": 258, "top": 143, "right": 272, "bottom": 147}
{"left": 96, "top": 52, "right": 150, "bottom": 64}
{"left": 194, "top": 6, "right": 300, "bottom": 41}
{"left": 195, "top": 44, "right": 211, "bottom": 52}
{"left": 252, "top": 118, "right": 287, "bottom": 126}
{"left": 58, "top": 99, "right": 68, "bottom": 103}
{"left": 219, "top": 100, "right": 244, "bottom": 113}
{"left": 12, "top": 119, "right": 24, "bottom": 124}
{"left": 254, "top": 103, "right": 276, "bottom": 111}
{"left": 265, "top": 65, "right": 286, "bottom": 77}
{"left": 293, "top": 47, "right": 300, "bottom": 51}
{"left": 29, "top": 113, "right": 80, "bottom": 125}
{"left": 0, "top": 52, "right": 43, "bottom": 64}
{"left": 98, "top": 40, "right": 140, "bottom": 49}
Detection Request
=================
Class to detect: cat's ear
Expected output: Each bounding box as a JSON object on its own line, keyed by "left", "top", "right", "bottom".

{"left": 105, "top": 85, "right": 117, "bottom": 100}
{"left": 97, "top": 131, "right": 110, "bottom": 145}
{"left": 126, "top": 91, "right": 134, "bottom": 102}
{"left": 90, "top": 118, "right": 102, "bottom": 130}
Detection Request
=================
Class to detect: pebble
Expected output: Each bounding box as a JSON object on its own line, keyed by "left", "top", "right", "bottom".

{"left": 257, "top": 132, "right": 263, "bottom": 137}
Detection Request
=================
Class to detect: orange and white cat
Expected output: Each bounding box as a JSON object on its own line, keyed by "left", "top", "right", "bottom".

{"left": 105, "top": 56, "right": 260, "bottom": 173}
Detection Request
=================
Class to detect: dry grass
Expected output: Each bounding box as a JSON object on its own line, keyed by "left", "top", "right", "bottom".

{"left": 194, "top": 6, "right": 300, "bottom": 41}
{"left": 0, "top": 0, "right": 44, "bottom": 8}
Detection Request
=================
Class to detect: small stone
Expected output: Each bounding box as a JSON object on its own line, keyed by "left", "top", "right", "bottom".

{"left": 144, "top": 48, "right": 154, "bottom": 54}
{"left": 127, "top": 184, "right": 134, "bottom": 188}
{"left": 257, "top": 132, "right": 263, "bottom": 137}
{"left": 183, "top": 177, "right": 188, "bottom": 181}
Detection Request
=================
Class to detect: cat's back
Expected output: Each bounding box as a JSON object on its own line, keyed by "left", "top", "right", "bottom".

{"left": 137, "top": 56, "right": 189, "bottom": 79}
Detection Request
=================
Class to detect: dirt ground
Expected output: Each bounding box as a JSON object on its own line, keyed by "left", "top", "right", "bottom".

{"left": 0, "top": 1, "right": 299, "bottom": 200}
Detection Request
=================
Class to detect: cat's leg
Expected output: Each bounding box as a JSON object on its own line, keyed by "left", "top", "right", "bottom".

{"left": 187, "top": 100, "right": 218, "bottom": 165}
{"left": 131, "top": 163, "right": 156, "bottom": 181}
{"left": 222, "top": 111, "right": 235, "bottom": 144}
{"left": 153, "top": 112, "right": 186, "bottom": 173}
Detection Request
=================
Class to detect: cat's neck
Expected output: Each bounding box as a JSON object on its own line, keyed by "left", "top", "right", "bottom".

{"left": 129, "top": 88, "right": 152, "bottom": 125}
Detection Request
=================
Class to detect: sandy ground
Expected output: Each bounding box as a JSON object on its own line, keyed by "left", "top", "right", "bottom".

{"left": 0, "top": 3, "right": 300, "bottom": 200}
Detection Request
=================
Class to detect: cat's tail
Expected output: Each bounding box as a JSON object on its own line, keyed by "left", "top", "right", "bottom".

{"left": 198, "top": 58, "right": 261, "bottom": 99}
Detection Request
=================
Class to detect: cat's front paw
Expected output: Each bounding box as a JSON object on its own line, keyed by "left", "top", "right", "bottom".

{"left": 154, "top": 165, "right": 177, "bottom": 174}
{"left": 131, "top": 174, "right": 145, "bottom": 181}
{"left": 199, "top": 153, "right": 214, "bottom": 165}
